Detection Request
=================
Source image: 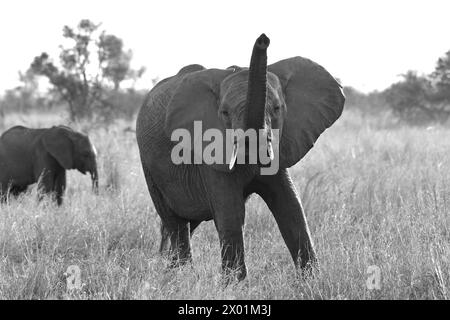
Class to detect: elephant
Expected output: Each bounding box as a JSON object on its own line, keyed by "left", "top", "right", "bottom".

{"left": 136, "top": 33, "right": 345, "bottom": 281}
{"left": 0, "top": 125, "right": 98, "bottom": 205}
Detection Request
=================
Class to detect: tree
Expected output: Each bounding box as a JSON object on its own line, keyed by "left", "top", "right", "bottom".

{"left": 385, "top": 70, "right": 450, "bottom": 124}
{"left": 384, "top": 71, "right": 439, "bottom": 124}
{"left": 343, "top": 86, "right": 388, "bottom": 116}
{"left": 0, "top": 69, "right": 50, "bottom": 114}
{"left": 98, "top": 33, "right": 144, "bottom": 91}
{"left": 29, "top": 19, "right": 144, "bottom": 121}
{"left": 430, "top": 50, "right": 450, "bottom": 104}
{"left": 384, "top": 48, "right": 450, "bottom": 125}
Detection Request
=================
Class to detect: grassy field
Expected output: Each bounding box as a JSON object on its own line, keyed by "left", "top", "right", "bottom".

{"left": 0, "top": 109, "right": 449, "bottom": 299}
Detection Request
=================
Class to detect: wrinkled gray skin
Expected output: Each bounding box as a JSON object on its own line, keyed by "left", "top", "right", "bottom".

{"left": 136, "top": 34, "right": 345, "bottom": 281}
{"left": 0, "top": 125, "right": 98, "bottom": 205}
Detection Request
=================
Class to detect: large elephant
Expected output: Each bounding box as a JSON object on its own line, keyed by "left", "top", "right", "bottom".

{"left": 136, "top": 34, "right": 345, "bottom": 280}
{"left": 0, "top": 125, "right": 98, "bottom": 205}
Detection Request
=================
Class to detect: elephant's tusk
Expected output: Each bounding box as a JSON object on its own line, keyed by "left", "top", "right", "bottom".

{"left": 229, "top": 142, "right": 238, "bottom": 170}
{"left": 267, "top": 141, "right": 274, "bottom": 161}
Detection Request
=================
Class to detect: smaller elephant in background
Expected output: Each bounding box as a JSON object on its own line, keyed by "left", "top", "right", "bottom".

{"left": 0, "top": 125, "right": 98, "bottom": 205}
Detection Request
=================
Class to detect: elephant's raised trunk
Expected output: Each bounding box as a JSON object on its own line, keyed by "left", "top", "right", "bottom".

{"left": 245, "top": 33, "right": 270, "bottom": 131}
{"left": 229, "top": 34, "right": 271, "bottom": 170}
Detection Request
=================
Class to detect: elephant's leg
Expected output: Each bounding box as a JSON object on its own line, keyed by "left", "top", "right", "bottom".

{"left": 54, "top": 171, "right": 66, "bottom": 206}
{"left": 156, "top": 211, "right": 191, "bottom": 265}
{"left": 0, "top": 182, "right": 4, "bottom": 201}
{"left": 36, "top": 170, "right": 55, "bottom": 202}
{"left": 158, "top": 212, "right": 191, "bottom": 264}
{"left": 166, "top": 218, "right": 191, "bottom": 267}
{"left": 257, "top": 169, "right": 317, "bottom": 274}
{"left": 0, "top": 183, "right": 10, "bottom": 203}
{"left": 161, "top": 219, "right": 200, "bottom": 254}
{"left": 190, "top": 220, "right": 201, "bottom": 237}
{"left": 214, "top": 210, "right": 246, "bottom": 281}
{"left": 1, "top": 184, "right": 27, "bottom": 202}
{"left": 201, "top": 169, "right": 247, "bottom": 281}
{"left": 9, "top": 185, "right": 27, "bottom": 197}
{"left": 159, "top": 221, "right": 170, "bottom": 254}
{"left": 142, "top": 165, "right": 192, "bottom": 264}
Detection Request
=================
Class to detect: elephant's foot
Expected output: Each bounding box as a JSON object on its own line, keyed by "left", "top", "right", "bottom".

{"left": 221, "top": 262, "right": 247, "bottom": 286}
{"left": 296, "top": 249, "right": 319, "bottom": 280}
{"left": 220, "top": 241, "right": 247, "bottom": 284}
{"left": 168, "top": 248, "right": 192, "bottom": 268}
{"left": 297, "top": 262, "right": 319, "bottom": 280}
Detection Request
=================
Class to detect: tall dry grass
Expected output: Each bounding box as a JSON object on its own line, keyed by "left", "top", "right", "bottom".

{"left": 0, "top": 110, "right": 449, "bottom": 299}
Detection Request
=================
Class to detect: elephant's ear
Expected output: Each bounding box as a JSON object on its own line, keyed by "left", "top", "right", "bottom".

{"left": 268, "top": 57, "right": 345, "bottom": 168}
{"left": 42, "top": 127, "right": 74, "bottom": 169}
{"left": 164, "top": 68, "right": 233, "bottom": 168}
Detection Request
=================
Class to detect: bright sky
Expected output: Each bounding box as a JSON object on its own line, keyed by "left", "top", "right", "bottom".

{"left": 0, "top": 0, "right": 449, "bottom": 93}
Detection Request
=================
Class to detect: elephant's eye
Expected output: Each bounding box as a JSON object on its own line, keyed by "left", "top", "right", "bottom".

{"left": 273, "top": 105, "right": 281, "bottom": 113}
{"left": 221, "top": 110, "right": 229, "bottom": 118}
